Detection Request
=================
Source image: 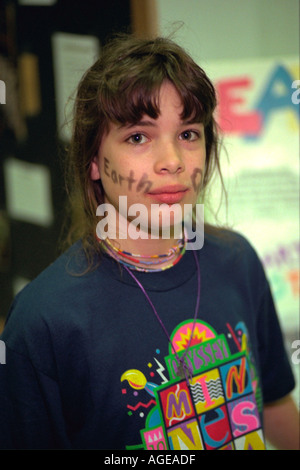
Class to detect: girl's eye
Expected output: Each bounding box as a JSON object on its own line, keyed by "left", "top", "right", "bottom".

{"left": 179, "top": 130, "right": 200, "bottom": 141}
{"left": 127, "top": 133, "right": 148, "bottom": 144}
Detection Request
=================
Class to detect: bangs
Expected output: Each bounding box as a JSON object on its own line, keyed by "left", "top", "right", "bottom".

{"left": 99, "top": 80, "right": 162, "bottom": 124}
{"left": 99, "top": 78, "right": 207, "bottom": 126}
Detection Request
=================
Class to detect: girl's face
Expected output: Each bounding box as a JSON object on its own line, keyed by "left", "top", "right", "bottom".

{"left": 91, "top": 82, "right": 206, "bottom": 239}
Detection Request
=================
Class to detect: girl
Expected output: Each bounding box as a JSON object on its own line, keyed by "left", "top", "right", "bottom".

{"left": 0, "top": 35, "right": 298, "bottom": 450}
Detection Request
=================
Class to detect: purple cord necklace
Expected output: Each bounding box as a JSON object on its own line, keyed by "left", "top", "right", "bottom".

{"left": 123, "top": 250, "right": 201, "bottom": 387}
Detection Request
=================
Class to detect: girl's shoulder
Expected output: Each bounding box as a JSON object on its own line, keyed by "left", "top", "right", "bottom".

{"left": 203, "top": 225, "right": 266, "bottom": 280}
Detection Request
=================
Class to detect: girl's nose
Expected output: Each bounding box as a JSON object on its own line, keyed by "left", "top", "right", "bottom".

{"left": 154, "top": 141, "right": 185, "bottom": 174}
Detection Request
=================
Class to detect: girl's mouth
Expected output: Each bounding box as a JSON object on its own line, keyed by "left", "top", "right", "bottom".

{"left": 147, "top": 185, "right": 189, "bottom": 204}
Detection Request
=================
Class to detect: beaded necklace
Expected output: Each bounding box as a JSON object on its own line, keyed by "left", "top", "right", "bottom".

{"left": 99, "top": 234, "right": 187, "bottom": 273}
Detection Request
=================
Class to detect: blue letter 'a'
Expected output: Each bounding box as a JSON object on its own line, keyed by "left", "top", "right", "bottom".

{"left": 255, "top": 65, "right": 300, "bottom": 125}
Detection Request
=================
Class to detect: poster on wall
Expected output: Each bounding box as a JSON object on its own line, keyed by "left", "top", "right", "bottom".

{"left": 205, "top": 57, "right": 299, "bottom": 331}
{"left": 52, "top": 32, "right": 100, "bottom": 141}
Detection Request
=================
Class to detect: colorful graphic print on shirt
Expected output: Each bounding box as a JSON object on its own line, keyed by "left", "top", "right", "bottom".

{"left": 120, "top": 319, "right": 265, "bottom": 450}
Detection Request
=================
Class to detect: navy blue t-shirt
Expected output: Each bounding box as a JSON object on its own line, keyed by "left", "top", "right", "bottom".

{"left": 0, "top": 231, "right": 295, "bottom": 449}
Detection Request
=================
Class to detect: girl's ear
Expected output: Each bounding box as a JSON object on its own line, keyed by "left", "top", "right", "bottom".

{"left": 90, "top": 156, "right": 101, "bottom": 181}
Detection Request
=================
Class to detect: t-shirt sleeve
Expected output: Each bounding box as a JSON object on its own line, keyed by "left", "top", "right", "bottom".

{"left": 256, "top": 282, "right": 295, "bottom": 404}
{"left": 231, "top": 232, "right": 296, "bottom": 404}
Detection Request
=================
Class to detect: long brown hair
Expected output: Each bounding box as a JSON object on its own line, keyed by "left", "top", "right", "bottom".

{"left": 62, "top": 34, "right": 224, "bottom": 266}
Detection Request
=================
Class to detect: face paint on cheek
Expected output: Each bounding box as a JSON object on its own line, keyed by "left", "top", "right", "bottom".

{"left": 111, "top": 170, "right": 118, "bottom": 184}
{"left": 104, "top": 157, "right": 110, "bottom": 177}
{"left": 191, "top": 168, "right": 203, "bottom": 193}
{"left": 127, "top": 171, "right": 137, "bottom": 191}
{"left": 101, "top": 158, "right": 153, "bottom": 193}
{"left": 136, "top": 173, "right": 153, "bottom": 193}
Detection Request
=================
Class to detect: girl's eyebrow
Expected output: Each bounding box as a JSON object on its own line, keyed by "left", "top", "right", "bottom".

{"left": 120, "top": 119, "right": 157, "bottom": 130}
{"left": 119, "top": 118, "right": 203, "bottom": 130}
{"left": 182, "top": 118, "right": 203, "bottom": 125}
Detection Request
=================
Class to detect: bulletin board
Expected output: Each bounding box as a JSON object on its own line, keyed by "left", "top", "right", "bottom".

{"left": 205, "top": 57, "right": 299, "bottom": 331}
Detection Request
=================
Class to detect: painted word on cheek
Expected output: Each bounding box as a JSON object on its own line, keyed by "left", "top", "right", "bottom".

{"left": 104, "top": 158, "right": 153, "bottom": 193}
{"left": 191, "top": 168, "right": 203, "bottom": 192}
